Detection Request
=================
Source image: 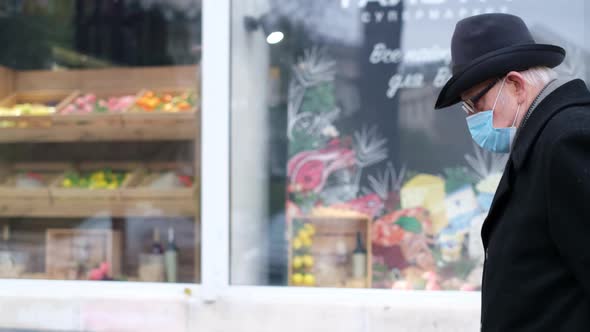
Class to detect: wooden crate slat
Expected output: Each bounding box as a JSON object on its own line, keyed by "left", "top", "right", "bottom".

{"left": 0, "top": 198, "right": 196, "bottom": 218}
{"left": 0, "top": 90, "right": 78, "bottom": 111}
{"left": 15, "top": 66, "right": 200, "bottom": 92}
{"left": 0, "top": 112, "right": 197, "bottom": 142}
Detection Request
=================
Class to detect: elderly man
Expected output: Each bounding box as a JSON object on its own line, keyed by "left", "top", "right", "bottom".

{"left": 435, "top": 13, "right": 590, "bottom": 331}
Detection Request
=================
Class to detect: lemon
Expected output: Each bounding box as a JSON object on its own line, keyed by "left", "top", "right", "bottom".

{"left": 292, "top": 273, "right": 303, "bottom": 286}
{"left": 91, "top": 173, "right": 105, "bottom": 182}
{"left": 303, "top": 274, "right": 316, "bottom": 286}
{"left": 292, "top": 256, "right": 303, "bottom": 269}
{"left": 304, "top": 224, "right": 316, "bottom": 236}
{"left": 63, "top": 178, "right": 73, "bottom": 188}
{"left": 302, "top": 236, "right": 312, "bottom": 248}
{"left": 292, "top": 238, "right": 302, "bottom": 250}
{"left": 298, "top": 229, "right": 310, "bottom": 239}
{"left": 302, "top": 255, "right": 314, "bottom": 268}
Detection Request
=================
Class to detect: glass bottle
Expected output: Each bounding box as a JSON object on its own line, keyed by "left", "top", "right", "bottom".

{"left": 352, "top": 231, "right": 367, "bottom": 279}
{"left": 164, "top": 227, "right": 178, "bottom": 283}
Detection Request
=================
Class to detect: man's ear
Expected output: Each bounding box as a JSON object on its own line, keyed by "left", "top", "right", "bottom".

{"left": 505, "top": 71, "right": 527, "bottom": 105}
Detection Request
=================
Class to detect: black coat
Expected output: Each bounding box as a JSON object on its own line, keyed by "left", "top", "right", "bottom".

{"left": 481, "top": 79, "right": 590, "bottom": 331}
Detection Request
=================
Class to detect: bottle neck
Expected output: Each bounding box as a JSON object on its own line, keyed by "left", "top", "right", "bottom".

{"left": 167, "top": 228, "right": 177, "bottom": 250}
{"left": 354, "top": 231, "right": 365, "bottom": 254}
{"left": 168, "top": 228, "right": 175, "bottom": 243}
{"left": 2, "top": 224, "right": 10, "bottom": 242}
{"left": 153, "top": 228, "right": 160, "bottom": 243}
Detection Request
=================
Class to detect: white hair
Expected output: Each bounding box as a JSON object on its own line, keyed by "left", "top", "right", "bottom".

{"left": 519, "top": 66, "right": 558, "bottom": 88}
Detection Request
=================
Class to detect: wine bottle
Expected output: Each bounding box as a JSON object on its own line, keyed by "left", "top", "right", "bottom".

{"left": 352, "top": 231, "right": 367, "bottom": 279}
{"left": 1, "top": 224, "right": 10, "bottom": 251}
{"left": 151, "top": 228, "right": 164, "bottom": 254}
{"left": 165, "top": 227, "right": 178, "bottom": 283}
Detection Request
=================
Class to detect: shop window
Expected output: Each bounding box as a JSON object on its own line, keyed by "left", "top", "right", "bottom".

{"left": 0, "top": 1, "right": 201, "bottom": 283}
{"left": 230, "top": 0, "right": 589, "bottom": 289}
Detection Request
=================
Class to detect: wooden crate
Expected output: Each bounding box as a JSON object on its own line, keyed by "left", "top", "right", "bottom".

{"left": 129, "top": 87, "right": 198, "bottom": 113}
{"left": 121, "top": 162, "right": 196, "bottom": 217}
{"left": 0, "top": 162, "right": 196, "bottom": 218}
{"left": 45, "top": 228, "right": 121, "bottom": 280}
{"left": 123, "top": 162, "right": 194, "bottom": 199}
{"left": 0, "top": 162, "right": 72, "bottom": 201}
{"left": 0, "top": 66, "right": 200, "bottom": 142}
{"left": 0, "top": 90, "right": 77, "bottom": 110}
{"left": 121, "top": 88, "right": 199, "bottom": 140}
{"left": 46, "top": 89, "right": 139, "bottom": 141}
{"left": 0, "top": 67, "right": 15, "bottom": 100}
{"left": 50, "top": 162, "right": 142, "bottom": 201}
{"left": 288, "top": 216, "right": 372, "bottom": 288}
{"left": 0, "top": 90, "right": 78, "bottom": 129}
{"left": 15, "top": 65, "right": 200, "bottom": 93}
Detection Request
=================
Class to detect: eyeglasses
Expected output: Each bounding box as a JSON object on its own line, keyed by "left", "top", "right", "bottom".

{"left": 462, "top": 78, "right": 500, "bottom": 114}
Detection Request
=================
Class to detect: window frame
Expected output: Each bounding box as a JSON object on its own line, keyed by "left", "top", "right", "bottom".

{"left": 0, "top": 0, "right": 480, "bottom": 313}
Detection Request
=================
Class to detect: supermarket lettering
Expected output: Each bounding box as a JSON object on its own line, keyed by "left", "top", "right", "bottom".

{"left": 357, "top": 7, "right": 509, "bottom": 23}
{"left": 342, "top": 0, "right": 511, "bottom": 23}
{"left": 340, "top": 0, "right": 402, "bottom": 9}
{"left": 341, "top": 0, "right": 451, "bottom": 9}
{"left": 341, "top": 0, "right": 515, "bottom": 9}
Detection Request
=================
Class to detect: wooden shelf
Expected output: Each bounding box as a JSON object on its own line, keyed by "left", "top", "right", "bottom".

{"left": 0, "top": 112, "right": 198, "bottom": 143}
{"left": 0, "top": 194, "right": 197, "bottom": 218}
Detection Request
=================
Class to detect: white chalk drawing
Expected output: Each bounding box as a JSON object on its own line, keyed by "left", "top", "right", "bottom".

{"left": 354, "top": 125, "right": 388, "bottom": 169}
{"left": 318, "top": 125, "right": 391, "bottom": 205}
{"left": 287, "top": 48, "right": 338, "bottom": 142}
{"left": 464, "top": 142, "right": 508, "bottom": 181}
{"left": 361, "top": 162, "right": 406, "bottom": 201}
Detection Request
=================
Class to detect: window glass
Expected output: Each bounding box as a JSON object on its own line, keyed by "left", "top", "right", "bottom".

{"left": 231, "top": 0, "right": 589, "bottom": 289}
{"left": 0, "top": 0, "right": 201, "bottom": 283}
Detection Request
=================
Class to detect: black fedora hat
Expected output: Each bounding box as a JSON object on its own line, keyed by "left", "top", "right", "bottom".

{"left": 434, "top": 13, "right": 565, "bottom": 109}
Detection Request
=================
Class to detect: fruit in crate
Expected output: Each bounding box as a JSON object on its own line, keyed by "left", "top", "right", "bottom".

{"left": 292, "top": 238, "right": 303, "bottom": 250}
{"left": 15, "top": 172, "right": 45, "bottom": 188}
{"left": 292, "top": 256, "right": 303, "bottom": 269}
{"left": 0, "top": 104, "right": 55, "bottom": 116}
{"left": 59, "top": 94, "right": 136, "bottom": 114}
{"left": 302, "top": 255, "right": 314, "bottom": 268}
{"left": 292, "top": 273, "right": 304, "bottom": 286}
{"left": 61, "top": 169, "right": 128, "bottom": 189}
{"left": 148, "top": 172, "right": 193, "bottom": 189}
{"left": 134, "top": 90, "right": 196, "bottom": 113}
{"left": 303, "top": 223, "right": 316, "bottom": 236}
{"left": 303, "top": 273, "right": 316, "bottom": 286}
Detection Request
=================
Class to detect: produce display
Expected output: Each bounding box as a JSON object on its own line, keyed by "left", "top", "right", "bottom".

{"left": 0, "top": 104, "right": 56, "bottom": 128}
{"left": 291, "top": 222, "right": 316, "bottom": 287}
{"left": 59, "top": 94, "right": 136, "bottom": 114}
{"left": 61, "top": 169, "right": 129, "bottom": 189}
{"left": 133, "top": 90, "right": 196, "bottom": 113}
{"left": 0, "top": 90, "right": 197, "bottom": 120}
{"left": 0, "top": 104, "right": 56, "bottom": 116}
{"left": 0, "top": 66, "right": 200, "bottom": 284}
{"left": 14, "top": 172, "right": 47, "bottom": 188}
{"left": 147, "top": 171, "right": 193, "bottom": 189}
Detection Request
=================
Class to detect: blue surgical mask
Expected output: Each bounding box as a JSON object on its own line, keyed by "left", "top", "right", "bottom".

{"left": 466, "top": 78, "right": 522, "bottom": 154}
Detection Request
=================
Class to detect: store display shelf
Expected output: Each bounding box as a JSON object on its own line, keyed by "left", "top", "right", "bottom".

{"left": 0, "top": 161, "right": 197, "bottom": 218}
{"left": 0, "top": 111, "right": 198, "bottom": 143}
{"left": 0, "top": 194, "right": 197, "bottom": 218}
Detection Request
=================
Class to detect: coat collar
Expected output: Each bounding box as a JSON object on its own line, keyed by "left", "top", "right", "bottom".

{"left": 481, "top": 79, "right": 590, "bottom": 248}
{"left": 511, "top": 79, "right": 590, "bottom": 170}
